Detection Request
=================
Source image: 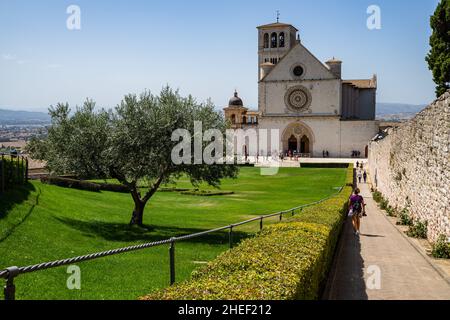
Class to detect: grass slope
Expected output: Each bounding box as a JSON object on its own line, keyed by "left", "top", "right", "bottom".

{"left": 0, "top": 167, "right": 346, "bottom": 300}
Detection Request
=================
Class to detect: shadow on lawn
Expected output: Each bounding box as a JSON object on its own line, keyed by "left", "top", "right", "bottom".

{"left": 0, "top": 183, "right": 36, "bottom": 220}
{"left": 0, "top": 183, "right": 40, "bottom": 242}
{"left": 54, "top": 217, "right": 252, "bottom": 245}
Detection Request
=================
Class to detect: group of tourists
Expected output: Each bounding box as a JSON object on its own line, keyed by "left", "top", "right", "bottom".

{"left": 351, "top": 150, "right": 362, "bottom": 158}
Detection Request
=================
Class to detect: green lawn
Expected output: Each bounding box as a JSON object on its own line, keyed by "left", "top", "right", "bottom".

{"left": 0, "top": 167, "right": 346, "bottom": 300}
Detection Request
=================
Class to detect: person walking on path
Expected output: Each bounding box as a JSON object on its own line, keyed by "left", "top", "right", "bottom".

{"left": 363, "top": 171, "right": 367, "bottom": 183}
{"left": 357, "top": 170, "right": 362, "bottom": 184}
{"left": 349, "top": 188, "right": 365, "bottom": 236}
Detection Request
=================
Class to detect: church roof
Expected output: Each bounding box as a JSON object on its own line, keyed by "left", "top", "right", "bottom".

{"left": 326, "top": 57, "right": 342, "bottom": 64}
{"left": 228, "top": 91, "right": 244, "bottom": 106}
{"left": 343, "top": 79, "right": 377, "bottom": 89}
{"left": 257, "top": 22, "right": 298, "bottom": 31}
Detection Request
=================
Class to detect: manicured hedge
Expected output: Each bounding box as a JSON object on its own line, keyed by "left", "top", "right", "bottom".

{"left": 41, "top": 176, "right": 101, "bottom": 192}
{"left": 40, "top": 176, "right": 131, "bottom": 193}
{"left": 300, "top": 163, "right": 349, "bottom": 169}
{"left": 140, "top": 166, "right": 353, "bottom": 300}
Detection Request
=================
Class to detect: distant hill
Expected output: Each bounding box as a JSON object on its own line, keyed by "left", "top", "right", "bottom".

{"left": 376, "top": 103, "right": 427, "bottom": 121}
{"left": 0, "top": 108, "right": 50, "bottom": 125}
{"left": 376, "top": 103, "right": 427, "bottom": 116}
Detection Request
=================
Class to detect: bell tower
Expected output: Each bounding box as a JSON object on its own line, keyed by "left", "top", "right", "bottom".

{"left": 257, "top": 20, "right": 299, "bottom": 80}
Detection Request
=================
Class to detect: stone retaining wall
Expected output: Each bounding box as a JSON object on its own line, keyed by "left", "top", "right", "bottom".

{"left": 368, "top": 91, "right": 450, "bottom": 242}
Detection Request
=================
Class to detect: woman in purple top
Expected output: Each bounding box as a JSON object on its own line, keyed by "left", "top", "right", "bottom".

{"left": 349, "top": 188, "right": 365, "bottom": 236}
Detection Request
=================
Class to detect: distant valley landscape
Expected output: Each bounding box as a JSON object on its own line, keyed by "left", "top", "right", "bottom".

{"left": 1, "top": 102, "right": 428, "bottom": 125}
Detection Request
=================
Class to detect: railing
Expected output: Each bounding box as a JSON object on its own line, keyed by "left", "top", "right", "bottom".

{"left": 0, "top": 154, "right": 29, "bottom": 193}
{"left": 0, "top": 186, "right": 343, "bottom": 300}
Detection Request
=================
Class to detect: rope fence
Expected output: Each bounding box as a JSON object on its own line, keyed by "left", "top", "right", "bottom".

{"left": 0, "top": 186, "right": 343, "bottom": 300}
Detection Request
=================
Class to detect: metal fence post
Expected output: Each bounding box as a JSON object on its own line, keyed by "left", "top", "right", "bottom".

{"left": 260, "top": 217, "right": 263, "bottom": 231}
{"left": 279, "top": 212, "right": 283, "bottom": 221}
{"left": 292, "top": 209, "right": 295, "bottom": 217}
{"left": 229, "top": 225, "right": 234, "bottom": 249}
{"left": 25, "top": 158, "right": 29, "bottom": 183}
{"left": 0, "top": 155, "right": 4, "bottom": 193}
{"left": 169, "top": 238, "right": 175, "bottom": 285}
{"left": 4, "top": 266, "right": 19, "bottom": 301}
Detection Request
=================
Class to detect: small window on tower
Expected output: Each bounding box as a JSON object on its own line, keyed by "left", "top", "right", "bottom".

{"left": 271, "top": 32, "right": 277, "bottom": 48}
{"left": 279, "top": 32, "right": 285, "bottom": 47}
{"left": 263, "top": 33, "right": 269, "bottom": 48}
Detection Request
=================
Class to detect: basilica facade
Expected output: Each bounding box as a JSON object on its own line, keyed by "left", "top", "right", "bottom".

{"left": 223, "top": 22, "right": 379, "bottom": 158}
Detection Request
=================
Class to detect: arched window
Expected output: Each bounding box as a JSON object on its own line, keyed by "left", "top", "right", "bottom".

{"left": 231, "top": 114, "right": 236, "bottom": 124}
{"left": 263, "top": 33, "right": 269, "bottom": 48}
{"left": 279, "top": 32, "right": 285, "bottom": 47}
{"left": 271, "top": 32, "right": 277, "bottom": 48}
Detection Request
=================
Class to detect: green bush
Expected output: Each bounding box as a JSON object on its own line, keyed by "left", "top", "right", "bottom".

{"left": 407, "top": 220, "right": 428, "bottom": 239}
{"left": 386, "top": 206, "right": 397, "bottom": 217}
{"left": 379, "top": 198, "right": 389, "bottom": 210}
{"left": 140, "top": 166, "right": 353, "bottom": 300}
{"left": 432, "top": 235, "right": 450, "bottom": 259}
{"left": 372, "top": 191, "right": 383, "bottom": 203}
{"left": 397, "top": 209, "right": 413, "bottom": 226}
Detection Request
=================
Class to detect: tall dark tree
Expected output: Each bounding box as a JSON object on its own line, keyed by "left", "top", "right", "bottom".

{"left": 27, "top": 87, "right": 238, "bottom": 226}
{"left": 426, "top": 0, "right": 450, "bottom": 97}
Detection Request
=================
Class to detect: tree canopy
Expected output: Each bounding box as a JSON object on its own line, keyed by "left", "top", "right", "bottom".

{"left": 27, "top": 87, "right": 238, "bottom": 226}
{"left": 426, "top": 0, "right": 450, "bottom": 97}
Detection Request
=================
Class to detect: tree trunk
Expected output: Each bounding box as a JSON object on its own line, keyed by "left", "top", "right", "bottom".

{"left": 129, "top": 188, "right": 145, "bottom": 226}
{"left": 130, "top": 199, "right": 145, "bottom": 226}
{"left": 127, "top": 176, "right": 165, "bottom": 226}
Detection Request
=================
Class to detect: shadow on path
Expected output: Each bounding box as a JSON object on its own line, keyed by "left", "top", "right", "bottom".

{"left": 323, "top": 216, "right": 368, "bottom": 300}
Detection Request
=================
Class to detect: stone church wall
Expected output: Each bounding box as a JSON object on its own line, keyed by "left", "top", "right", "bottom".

{"left": 368, "top": 91, "right": 450, "bottom": 242}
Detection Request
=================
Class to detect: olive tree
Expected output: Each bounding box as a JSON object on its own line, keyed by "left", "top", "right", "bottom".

{"left": 27, "top": 87, "right": 238, "bottom": 226}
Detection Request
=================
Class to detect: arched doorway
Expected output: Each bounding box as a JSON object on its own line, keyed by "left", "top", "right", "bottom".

{"left": 300, "top": 135, "right": 310, "bottom": 154}
{"left": 282, "top": 122, "right": 315, "bottom": 156}
{"left": 288, "top": 135, "right": 298, "bottom": 152}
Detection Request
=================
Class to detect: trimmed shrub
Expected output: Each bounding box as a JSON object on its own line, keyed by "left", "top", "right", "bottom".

{"left": 300, "top": 163, "right": 349, "bottom": 169}
{"left": 97, "top": 182, "right": 129, "bottom": 193}
{"left": 432, "top": 235, "right": 450, "bottom": 259}
{"left": 40, "top": 176, "right": 101, "bottom": 192}
{"left": 407, "top": 220, "right": 428, "bottom": 239}
{"left": 140, "top": 166, "right": 353, "bottom": 300}
{"left": 180, "top": 190, "right": 234, "bottom": 196}
{"left": 40, "top": 177, "right": 131, "bottom": 193}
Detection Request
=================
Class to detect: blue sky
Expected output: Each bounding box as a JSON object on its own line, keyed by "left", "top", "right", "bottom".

{"left": 0, "top": 0, "right": 440, "bottom": 112}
